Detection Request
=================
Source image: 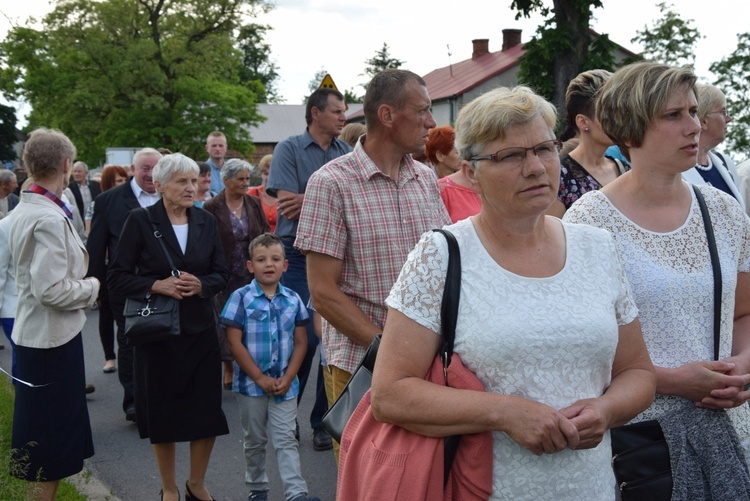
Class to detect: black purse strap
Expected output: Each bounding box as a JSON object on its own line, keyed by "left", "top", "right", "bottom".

{"left": 145, "top": 209, "right": 180, "bottom": 278}
{"left": 692, "top": 185, "right": 722, "bottom": 361}
{"left": 432, "top": 228, "right": 462, "bottom": 487}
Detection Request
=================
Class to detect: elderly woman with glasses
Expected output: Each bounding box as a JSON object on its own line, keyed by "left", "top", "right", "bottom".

{"left": 371, "top": 86, "right": 655, "bottom": 499}
{"left": 204, "top": 158, "right": 270, "bottom": 389}
{"left": 681, "top": 83, "right": 745, "bottom": 211}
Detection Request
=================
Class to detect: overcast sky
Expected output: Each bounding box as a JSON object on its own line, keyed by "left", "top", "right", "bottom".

{"left": 1, "top": 0, "right": 747, "bottom": 114}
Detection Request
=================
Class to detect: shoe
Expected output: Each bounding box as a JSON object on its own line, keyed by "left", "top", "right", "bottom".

{"left": 295, "top": 419, "right": 300, "bottom": 441}
{"left": 125, "top": 405, "right": 136, "bottom": 422}
{"left": 103, "top": 360, "right": 117, "bottom": 373}
{"left": 247, "top": 491, "right": 268, "bottom": 501}
{"left": 185, "top": 481, "right": 215, "bottom": 501}
{"left": 85, "top": 384, "right": 96, "bottom": 394}
{"left": 312, "top": 427, "right": 333, "bottom": 451}
{"left": 290, "top": 496, "right": 321, "bottom": 501}
{"left": 223, "top": 381, "right": 232, "bottom": 390}
{"left": 0, "top": 343, "right": 4, "bottom": 350}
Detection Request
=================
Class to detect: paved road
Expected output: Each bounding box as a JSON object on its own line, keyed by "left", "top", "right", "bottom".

{"left": 0, "top": 309, "right": 338, "bottom": 501}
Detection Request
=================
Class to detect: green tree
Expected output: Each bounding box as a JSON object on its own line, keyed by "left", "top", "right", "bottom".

{"left": 0, "top": 104, "right": 17, "bottom": 163}
{"left": 0, "top": 0, "right": 270, "bottom": 164}
{"left": 344, "top": 88, "right": 363, "bottom": 104}
{"left": 512, "top": 0, "right": 616, "bottom": 113}
{"left": 237, "top": 23, "right": 281, "bottom": 103}
{"left": 710, "top": 32, "right": 750, "bottom": 155}
{"left": 630, "top": 2, "right": 702, "bottom": 67}
{"left": 363, "top": 42, "right": 405, "bottom": 79}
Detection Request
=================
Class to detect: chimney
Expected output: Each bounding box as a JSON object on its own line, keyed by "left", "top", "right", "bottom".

{"left": 502, "top": 29, "right": 522, "bottom": 51}
{"left": 471, "top": 39, "right": 490, "bottom": 59}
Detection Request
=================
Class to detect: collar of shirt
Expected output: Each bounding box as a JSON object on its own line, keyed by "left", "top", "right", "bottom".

{"left": 353, "top": 136, "right": 421, "bottom": 185}
{"left": 248, "top": 279, "right": 292, "bottom": 300}
{"left": 130, "top": 178, "right": 160, "bottom": 207}
{"left": 26, "top": 183, "right": 74, "bottom": 219}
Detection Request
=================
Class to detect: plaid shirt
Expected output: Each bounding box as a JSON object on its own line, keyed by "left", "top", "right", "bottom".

{"left": 220, "top": 280, "right": 309, "bottom": 400}
{"left": 295, "top": 137, "right": 451, "bottom": 373}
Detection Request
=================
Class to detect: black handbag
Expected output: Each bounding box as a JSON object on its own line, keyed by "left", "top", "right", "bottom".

{"left": 610, "top": 185, "right": 721, "bottom": 500}
{"left": 123, "top": 210, "right": 181, "bottom": 346}
{"left": 322, "top": 229, "right": 462, "bottom": 473}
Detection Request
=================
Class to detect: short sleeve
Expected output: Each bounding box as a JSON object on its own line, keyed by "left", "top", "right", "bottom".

{"left": 386, "top": 230, "right": 449, "bottom": 334}
{"left": 607, "top": 233, "right": 638, "bottom": 326}
{"left": 219, "top": 290, "right": 247, "bottom": 330}
{"left": 294, "top": 294, "right": 310, "bottom": 326}
{"left": 266, "top": 139, "right": 300, "bottom": 197}
{"left": 295, "top": 169, "right": 346, "bottom": 259}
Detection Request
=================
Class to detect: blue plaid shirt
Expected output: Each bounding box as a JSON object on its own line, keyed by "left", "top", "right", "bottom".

{"left": 220, "top": 280, "right": 309, "bottom": 400}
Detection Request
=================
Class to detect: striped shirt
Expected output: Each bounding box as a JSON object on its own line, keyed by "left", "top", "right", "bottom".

{"left": 220, "top": 280, "right": 309, "bottom": 400}
{"left": 295, "top": 137, "right": 452, "bottom": 373}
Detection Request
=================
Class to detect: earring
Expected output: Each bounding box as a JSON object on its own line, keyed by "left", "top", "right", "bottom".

{"left": 584, "top": 127, "right": 590, "bottom": 132}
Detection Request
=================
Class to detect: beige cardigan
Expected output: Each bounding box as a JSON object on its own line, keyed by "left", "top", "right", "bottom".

{"left": 9, "top": 192, "right": 99, "bottom": 348}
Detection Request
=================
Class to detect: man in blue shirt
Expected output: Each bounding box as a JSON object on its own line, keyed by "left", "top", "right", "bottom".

{"left": 266, "top": 88, "right": 351, "bottom": 452}
{"left": 205, "top": 131, "right": 228, "bottom": 193}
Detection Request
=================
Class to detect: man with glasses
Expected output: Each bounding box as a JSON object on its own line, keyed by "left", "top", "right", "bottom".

{"left": 296, "top": 69, "right": 451, "bottom": 459}
{"left": 87, "top": 148, "right": 163, "bottom": 422}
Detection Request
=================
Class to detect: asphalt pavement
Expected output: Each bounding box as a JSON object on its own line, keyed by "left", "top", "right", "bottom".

{"left": 0, "top": 309, "right": 338, "bottom": 501}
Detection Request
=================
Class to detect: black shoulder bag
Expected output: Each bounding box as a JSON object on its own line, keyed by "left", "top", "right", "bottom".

{"left": 123, "top": 210, "right": 182, "bottom": 346}
{"left": 610, "top": 185, "right": 721, "bottom": 500}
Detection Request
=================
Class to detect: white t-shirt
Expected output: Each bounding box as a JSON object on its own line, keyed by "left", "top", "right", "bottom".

{"left": 564, "top": 184, "right": 750, "bottom": 444}
{"left": 387, "top": 218, "right": 637, "bottom": 500}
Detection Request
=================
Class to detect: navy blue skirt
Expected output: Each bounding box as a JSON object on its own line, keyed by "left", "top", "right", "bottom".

{"left": 11, "top": 333, "right": 94, "bottom": 481}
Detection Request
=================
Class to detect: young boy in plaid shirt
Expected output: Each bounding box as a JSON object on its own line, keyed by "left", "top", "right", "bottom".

{"left": 221, "top": 233, "right": 320, "bottom": 501}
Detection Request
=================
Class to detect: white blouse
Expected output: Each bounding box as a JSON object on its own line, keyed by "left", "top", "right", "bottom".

{"left": 387, "top": 218, "right": 637, "bottom": 500}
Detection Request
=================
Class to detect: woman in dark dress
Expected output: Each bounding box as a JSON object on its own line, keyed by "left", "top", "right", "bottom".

{"left": 204, "top": 158, "right": 269, "bottom": 389}
{"left": 109, "top": 153, "right": 229, "bottom": 501}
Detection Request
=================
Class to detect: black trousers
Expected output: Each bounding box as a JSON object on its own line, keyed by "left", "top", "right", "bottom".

{"left": 110, "top": 295, "right": 135, "bottom": 414}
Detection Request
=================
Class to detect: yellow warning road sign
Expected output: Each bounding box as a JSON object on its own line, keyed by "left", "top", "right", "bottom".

{"left": 319, "top": 74, "right": 338, "bottom": 90}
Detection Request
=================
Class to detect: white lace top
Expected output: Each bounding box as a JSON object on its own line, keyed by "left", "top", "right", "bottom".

{"left": 564, "top": 185, "right": 750, "bottom": 442}
{"left": 386, "top": 218, "right": 637, "bottom": 500}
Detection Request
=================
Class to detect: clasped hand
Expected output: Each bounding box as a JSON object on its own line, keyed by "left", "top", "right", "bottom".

{"left": 256, "top": 374, "right": 292, "bottom": 396}
{"left": 152, "top": 272, "right": 203, "bottom": 300}
{"left": 681, "top": 359, "right": 750, "bottom": 409}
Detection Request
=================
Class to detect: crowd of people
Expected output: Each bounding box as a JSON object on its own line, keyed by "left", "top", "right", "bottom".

{"left": 3, "top": 60, "right": 750, "bottom": 501}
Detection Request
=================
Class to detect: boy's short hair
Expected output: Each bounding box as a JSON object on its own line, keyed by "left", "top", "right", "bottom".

{"left": 249, "top": 233, "right": 285, "bottom": 259}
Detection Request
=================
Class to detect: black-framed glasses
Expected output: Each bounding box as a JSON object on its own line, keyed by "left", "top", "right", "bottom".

{"left": 469, "top": 139, "right": 562, "bottom": 169}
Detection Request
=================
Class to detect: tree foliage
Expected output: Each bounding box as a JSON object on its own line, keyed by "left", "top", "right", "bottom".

{"left": 630, "top": 2, "right": 702, "bottom": 67}
{"left": 512, "top": 0, "right": 615, "bottom": 113}
{"left": 237, "top": 23, "right": 281, "bottom": 103}
{"left": 0, "top": 104, "right": 18, "bottom": 163}
{"left": 710, "top": 32, "right": 750, "bottom": 155}
{"left": 363, "top": 42, "right": 405, "bottom": 79}
{"left": 0, "top": 0, "right": 272, "bottom": 164}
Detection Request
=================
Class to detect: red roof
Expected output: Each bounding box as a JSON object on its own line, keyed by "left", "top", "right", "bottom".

{"left": 424, "top": 43, "right": 525, "bottom": 101}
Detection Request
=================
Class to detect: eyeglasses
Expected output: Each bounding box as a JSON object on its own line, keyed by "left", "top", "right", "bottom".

{"left": 469, "top": 139, "right": 562, "bottom": 168}
{"left": 706, "top": 108, "right": 730, "bottom": 119}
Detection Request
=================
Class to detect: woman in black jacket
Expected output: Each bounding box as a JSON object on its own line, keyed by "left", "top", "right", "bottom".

{"left": 109, "top": 153, "right": 229, "bottom": 501}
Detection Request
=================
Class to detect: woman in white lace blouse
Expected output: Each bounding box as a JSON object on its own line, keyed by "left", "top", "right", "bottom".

{"left": 564, "top": 62, "right": 750, "bottom": 465}
{"left": 370, "top": 86, "right": 656, "bottom": 500}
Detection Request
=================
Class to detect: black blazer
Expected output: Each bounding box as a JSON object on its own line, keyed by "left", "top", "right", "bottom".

{"left": 86, "top": 181, "right": 141, "bottom": 283}
{"left": 107, "top": 200, "right": 228, "bottom": 336}
{"left": 68, "top": 180, "right": 101, "bottom": 218}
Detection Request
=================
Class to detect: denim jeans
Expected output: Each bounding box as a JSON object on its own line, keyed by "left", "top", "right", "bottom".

{"left": 281, "top": 238, "right": 328, "bottom": 430}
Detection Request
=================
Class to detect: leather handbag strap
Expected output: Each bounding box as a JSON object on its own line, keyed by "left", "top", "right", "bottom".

{"left": 432, "top": 228, "right": 462, "bottom": 487}
{"left": 692, "top": 185, "right": 722, "bottom": 361}
{"left": 145, "top": 209, "right": 180, "bottom": 278}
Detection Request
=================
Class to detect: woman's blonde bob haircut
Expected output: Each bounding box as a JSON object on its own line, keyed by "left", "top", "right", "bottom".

{"left": 455, "top": 86, "right": 557, "bottom": 162}
{"left": 595, "top": 61, "right": 697, "bottom": 157}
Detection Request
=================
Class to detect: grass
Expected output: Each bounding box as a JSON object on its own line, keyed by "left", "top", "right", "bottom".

{"left": 0, "top": 375, "right": 88, "bottom": 500}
